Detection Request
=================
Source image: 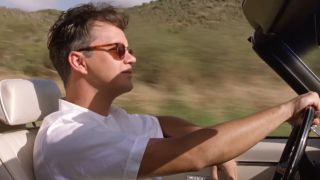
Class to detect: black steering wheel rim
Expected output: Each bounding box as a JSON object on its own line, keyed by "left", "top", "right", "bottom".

{"left": 273, "top": 107, "right": 315, "bottom": 180}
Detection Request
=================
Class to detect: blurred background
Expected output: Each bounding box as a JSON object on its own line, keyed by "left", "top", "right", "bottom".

{"left": 1, "top": 0, "right": 319, "bottom": 135}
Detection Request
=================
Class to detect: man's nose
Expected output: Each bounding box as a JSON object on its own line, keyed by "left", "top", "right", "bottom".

{"left": 124, "top": 52, "right": 136, "bottom": 64}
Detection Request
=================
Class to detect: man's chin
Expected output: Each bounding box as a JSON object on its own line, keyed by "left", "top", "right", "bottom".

{"left": 118, "top": 83, "right": 134, "bottom": 94}
{"left": 125, "top": 84, "right": 134, "bottom": 92}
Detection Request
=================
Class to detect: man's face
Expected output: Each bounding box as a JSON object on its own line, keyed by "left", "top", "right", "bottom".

{"left": 83, "top": 21, "right": 136, "bottom": 95}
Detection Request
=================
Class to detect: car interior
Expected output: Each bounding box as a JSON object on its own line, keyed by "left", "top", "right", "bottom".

{"left": 1, "top": 0, "right": 320, "bottom": 180}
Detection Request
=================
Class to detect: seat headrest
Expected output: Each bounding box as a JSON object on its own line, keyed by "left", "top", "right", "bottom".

{"left": 0, "top": 79, "right": 61, "bottom": 125}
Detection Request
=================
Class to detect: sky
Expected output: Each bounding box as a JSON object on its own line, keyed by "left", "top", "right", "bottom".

{"left": 0, "top": 0, "right": 155, "bottom": 11}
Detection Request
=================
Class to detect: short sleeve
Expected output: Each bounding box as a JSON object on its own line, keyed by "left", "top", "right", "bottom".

{"left": 123, "top": 135, "right": 150, "bottom": 179}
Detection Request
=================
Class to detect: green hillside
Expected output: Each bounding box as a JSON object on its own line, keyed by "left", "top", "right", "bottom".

{"left": 0, "top": 7, "right": 59, "bottom": 77}
{"left": 0, "top": 0, "right": 305, "bottom": 135}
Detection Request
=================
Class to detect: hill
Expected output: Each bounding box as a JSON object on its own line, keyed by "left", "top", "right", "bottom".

{"left": 0, "top": 7, "right": 59, "bottom": 77}
{"left": 0, "top": 1, "right": 299, "bottom": 135}
{"left": 128, "top": 0, "right": 244, "bottom": 27}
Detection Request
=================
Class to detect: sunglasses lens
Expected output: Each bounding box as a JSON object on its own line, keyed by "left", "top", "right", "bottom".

{"left": 117, "top": 43, "right": 126, "bottom": 59}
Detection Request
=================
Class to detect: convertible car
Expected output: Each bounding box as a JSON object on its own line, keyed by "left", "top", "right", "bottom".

{"left": 0, "top": 0, "right": 320, "bottom": 180}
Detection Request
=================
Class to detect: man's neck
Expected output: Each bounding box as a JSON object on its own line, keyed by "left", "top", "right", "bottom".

{"left": 65, "top": 81, "right": 115, "bottom": 117}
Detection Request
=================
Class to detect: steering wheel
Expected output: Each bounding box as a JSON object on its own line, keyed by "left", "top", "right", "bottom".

{"left": 273, "top": 107, "right": 315, "bottom": 180}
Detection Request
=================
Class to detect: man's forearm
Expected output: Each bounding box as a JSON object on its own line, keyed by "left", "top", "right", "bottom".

{"left": 157, "top": 102, "right": 290, "bottom": 162}
{"left": 139, "top": 102, "right": 292, "bottom": 177}
{"left": 198, "top": 102, "right": 291, "bottom": 165}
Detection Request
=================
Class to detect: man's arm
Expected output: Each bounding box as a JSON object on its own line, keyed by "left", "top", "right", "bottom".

{"left": 137, "top": 92, "right": 320, "bottom": 178}
{"left": 156, "top": 116, "right": 201, "bottom": 137}
{"left": 211, "top": 160, "right": 238, "bottom": 180}
{"left": 157, "top": 116, "right": 237, "bottom": 179}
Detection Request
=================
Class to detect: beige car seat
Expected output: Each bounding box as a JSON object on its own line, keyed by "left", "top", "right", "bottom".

{"left": 0, "top": 79, "right": 61, "bottom": 180}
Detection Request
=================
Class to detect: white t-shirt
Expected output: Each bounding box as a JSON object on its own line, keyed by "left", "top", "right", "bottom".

{"left": 33, "top": 99, "right": 163, "bottom": 180}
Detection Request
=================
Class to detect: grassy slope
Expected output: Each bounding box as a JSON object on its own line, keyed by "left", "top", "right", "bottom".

{"left": 0, "top": 8, "right": 58, "bottom": 76}
{"left": 0, "top": 1, "right": 306, "bottom": 135}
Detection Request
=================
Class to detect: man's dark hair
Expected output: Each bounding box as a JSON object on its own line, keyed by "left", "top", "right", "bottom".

{"left": 48, "top": 3, "right": 129, "bottom": 86}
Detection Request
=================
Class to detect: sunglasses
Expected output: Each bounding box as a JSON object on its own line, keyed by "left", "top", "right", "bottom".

{"left": 76, "top": 43, "right": 133, "bottom": 60}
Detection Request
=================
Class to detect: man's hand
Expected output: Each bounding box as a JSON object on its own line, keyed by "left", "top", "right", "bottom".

{"left": 286, "top": 92, "right": 320, "bottom": 125}
{"left": 211, "top": 160, "right": 238, "bottom": 180}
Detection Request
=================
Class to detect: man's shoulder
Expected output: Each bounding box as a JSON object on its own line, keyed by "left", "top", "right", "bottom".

{"left": 42, "top": 108, "right": 78, "bottom": 125}
{"left": 37, "top": 108, "right": 95, "bottom": 143}
{"left": 112, "top": 106, "right": 157, "bottom": 122}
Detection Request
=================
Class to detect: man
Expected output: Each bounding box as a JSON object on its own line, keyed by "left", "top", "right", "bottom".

{"left": 33, "top": 2, "right": 320, "bottom": 180}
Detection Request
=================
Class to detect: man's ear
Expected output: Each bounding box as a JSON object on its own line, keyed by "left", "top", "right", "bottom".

{"left": 68, "top": 51, "right": 88, "bottom": 75}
